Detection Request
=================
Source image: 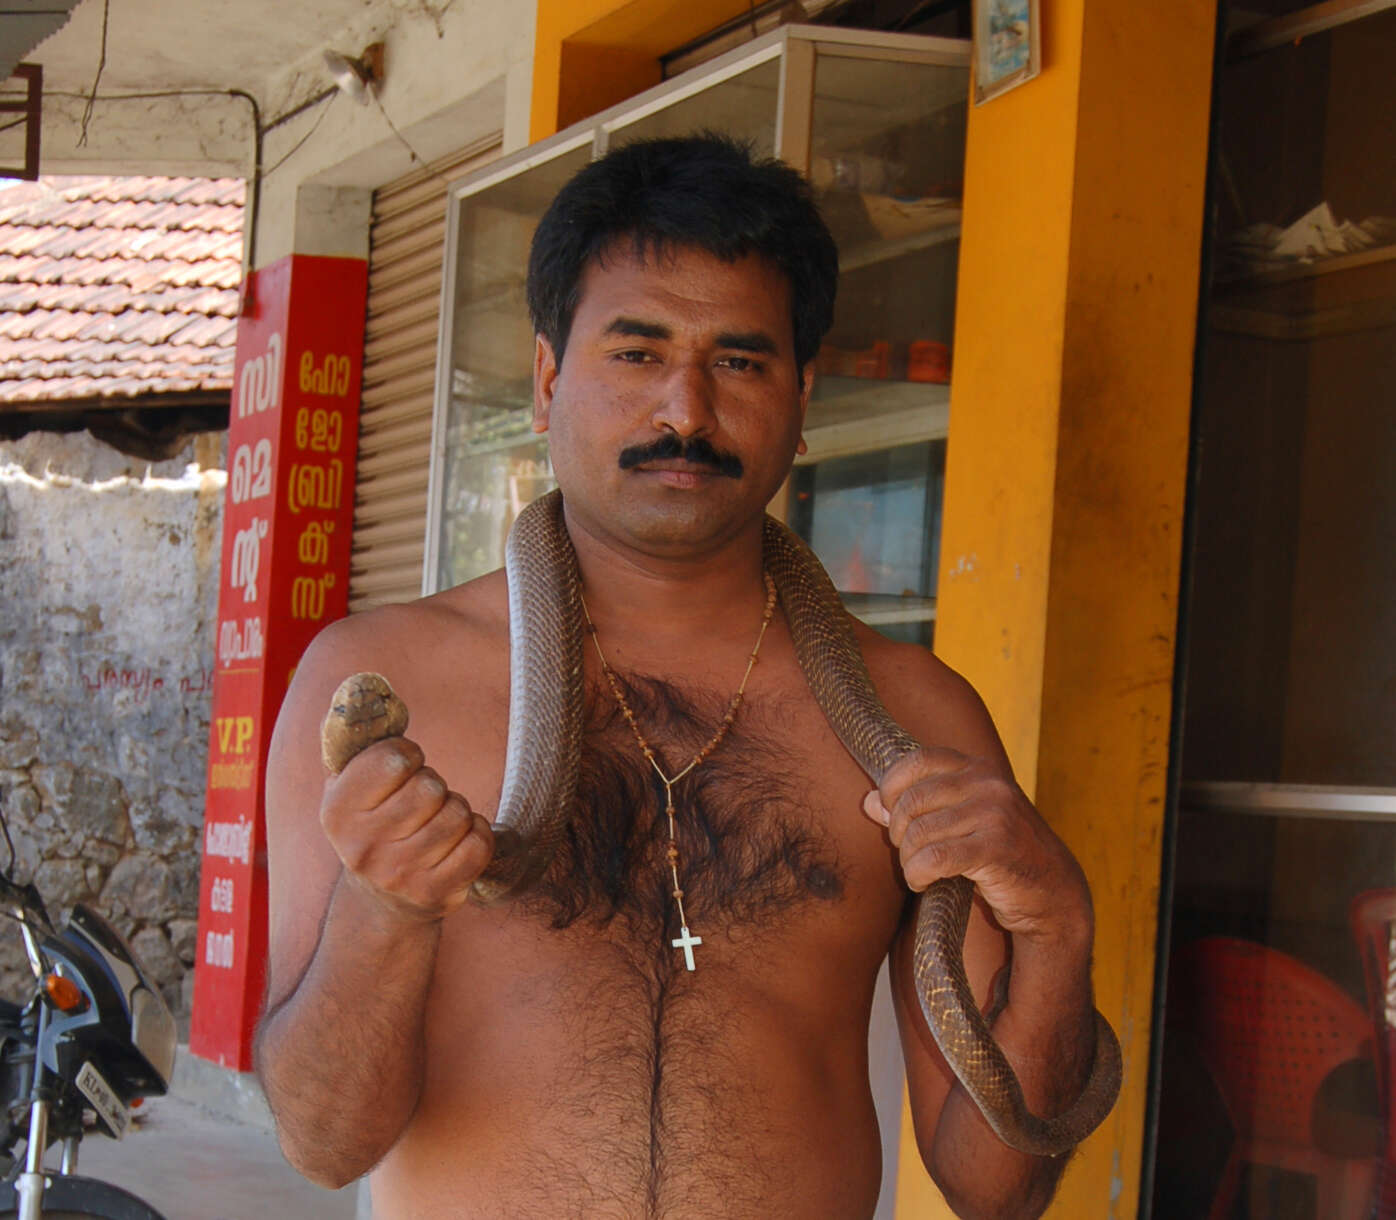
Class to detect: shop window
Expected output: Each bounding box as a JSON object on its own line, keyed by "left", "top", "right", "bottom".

{"left": 790, "top": 440, "right": 944, "bottom": 647}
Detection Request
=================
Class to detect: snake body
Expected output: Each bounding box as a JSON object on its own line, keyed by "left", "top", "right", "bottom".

{"left": 468, "top": 490, "right": 585, "bottom": 904}
{"left": 324, "top": 487, "right": 1121, "bottom": 1156}
{"left": 761, "top": 510, "right": 1122, "bottom": 1156}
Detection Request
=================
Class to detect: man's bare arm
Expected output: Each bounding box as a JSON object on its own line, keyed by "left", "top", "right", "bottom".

{"left": 254, "top": 623, "right": 494, "bottom": 1187}
{"left": 890, "top": 890, "right": 1095, "bottom": 1218}
{"left": 864, "top": 640, "right": 1099, "bottom": 1218}
{"left": 256, "top": 865, "right": 445, "bottom": 1186}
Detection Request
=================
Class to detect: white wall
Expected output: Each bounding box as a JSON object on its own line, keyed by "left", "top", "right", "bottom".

{"left": 254, "top": 0, "right": 534, "bottom": 264}
{"left": 0, "top": 430, "right": 226, "bottom": 1023}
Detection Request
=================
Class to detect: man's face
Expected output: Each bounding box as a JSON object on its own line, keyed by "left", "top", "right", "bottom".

{"left": 532, "top": 242, "right": 812, "bottom": 561}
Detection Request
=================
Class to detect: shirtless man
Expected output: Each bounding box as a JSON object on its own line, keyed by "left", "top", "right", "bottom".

{"left": 256, "top": 135, "right": 1103, "bottom": 1219}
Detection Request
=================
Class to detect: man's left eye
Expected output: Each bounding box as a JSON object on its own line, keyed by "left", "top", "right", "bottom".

{"left": 720, "top": 356, "right": 759, "bottom": 373}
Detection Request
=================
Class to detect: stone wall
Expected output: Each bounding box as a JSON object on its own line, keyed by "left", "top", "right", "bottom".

{"left": 0, "top": 429, "right": 226, "bottom": 1026}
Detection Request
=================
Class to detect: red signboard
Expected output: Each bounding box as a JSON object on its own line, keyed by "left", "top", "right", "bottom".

{"left": 190, "top": 254, "right": 368, "bottom": 1070}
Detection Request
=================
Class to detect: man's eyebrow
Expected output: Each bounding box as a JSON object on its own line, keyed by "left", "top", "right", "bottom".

{"left": 715, "top": 330, "right": 778, "bottom": 356}
{"left": 603, "top": 316, "right": 671, "bottom": 340}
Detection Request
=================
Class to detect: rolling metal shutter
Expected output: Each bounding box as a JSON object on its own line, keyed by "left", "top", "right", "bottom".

{"left": 350, "top": 134, "right": 501, "bottom": 612}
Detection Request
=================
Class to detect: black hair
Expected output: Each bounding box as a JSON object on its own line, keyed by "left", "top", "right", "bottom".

{"left": 526, "top": 132, "right": 839, "bottom": 370}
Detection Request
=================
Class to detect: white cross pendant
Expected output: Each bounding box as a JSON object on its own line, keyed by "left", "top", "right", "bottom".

{"left": 671, "top": 925, "right": 702, "bottom": 971}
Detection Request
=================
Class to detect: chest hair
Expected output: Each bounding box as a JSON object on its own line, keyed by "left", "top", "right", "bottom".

{"left": 519, "top": 671, "right": 846, "bottom": 945}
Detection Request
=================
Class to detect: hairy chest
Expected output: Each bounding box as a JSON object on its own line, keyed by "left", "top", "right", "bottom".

{"left": 415, "top": 674, "right": 900, "bottom": 1216}
{"left": 516, "top": 670, "right": 892, "bottom": 948}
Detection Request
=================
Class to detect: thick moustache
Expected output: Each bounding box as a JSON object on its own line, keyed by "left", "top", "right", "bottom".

{"left": 618, "top": 435, "right": 743, "bottom": 478}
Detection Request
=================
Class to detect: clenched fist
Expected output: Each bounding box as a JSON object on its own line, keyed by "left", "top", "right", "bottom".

{"left": 319, "top": 674, "right": 494, "bottom": 922}
{"left": 863, "top": 746, "right": 1092, "bottom": 948}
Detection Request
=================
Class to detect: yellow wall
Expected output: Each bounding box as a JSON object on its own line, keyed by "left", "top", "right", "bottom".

{"left": 531, "top": 0, "right": 755, "bottom": 141}
{"left": 899, "top": 1, "right": 1215, "bottom": 1216}
{"left": 528, "top": 1, "right": 1217, "bottom": 1215}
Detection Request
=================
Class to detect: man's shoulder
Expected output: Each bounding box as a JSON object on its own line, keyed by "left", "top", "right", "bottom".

{"left": 293, "top": 569, "right": 509, "bottom": 703}
{"left": 271, "top": 568, "right": 511, "bottom": 780}
{"left": 314, "top": 569, "right": 506, "bottom": 654}
{"left": 854, "top": 622, "right": 1008, "bottom": 767}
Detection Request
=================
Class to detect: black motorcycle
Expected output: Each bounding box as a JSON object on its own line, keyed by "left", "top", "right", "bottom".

{"left": 0, "top": 815, "right": 175, "bottom": 1219}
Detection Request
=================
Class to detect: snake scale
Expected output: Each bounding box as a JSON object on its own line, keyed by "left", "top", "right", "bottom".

{"left": 321, "top": 488, "right": 1122, "bottom": 1157}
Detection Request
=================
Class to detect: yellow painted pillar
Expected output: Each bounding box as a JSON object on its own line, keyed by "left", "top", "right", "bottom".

{"left": 896, "top": 2, "right": 1215, "bottom": 1217}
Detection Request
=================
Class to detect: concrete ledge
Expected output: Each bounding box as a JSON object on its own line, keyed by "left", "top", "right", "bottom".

{"left": 168, "top": 1044, "right": 275, "bottom": 1134}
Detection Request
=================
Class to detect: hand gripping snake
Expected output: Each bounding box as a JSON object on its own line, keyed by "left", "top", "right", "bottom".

{"left": 321, "top": 488, "right": 1122, "bottom": 1157}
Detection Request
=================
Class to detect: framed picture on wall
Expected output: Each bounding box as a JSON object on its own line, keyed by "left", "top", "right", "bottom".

{"left": 973, "top": 0, "right": 1041, "bottom": 103}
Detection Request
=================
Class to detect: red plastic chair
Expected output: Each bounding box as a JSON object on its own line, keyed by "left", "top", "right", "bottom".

{"left": 1168, "top": 936, "right": 1377, "bottom": 1220}
{"left": 1351, "top": 890, "right": 1396, "bottom": 1219}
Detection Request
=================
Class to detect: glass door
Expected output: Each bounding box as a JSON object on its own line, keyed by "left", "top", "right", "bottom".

{"left": 790, "top": 440, "right": 945, "bottom": 646}
{"left": 1151, "top": 7, "right": 1396, "bottom": 1216}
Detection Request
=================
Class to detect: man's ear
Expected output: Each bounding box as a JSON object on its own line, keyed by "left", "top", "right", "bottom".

{"left": 795, "top": 362, "right": 814, "bottom": 456}
{"left": 533, "top": 334, "right": 559, "bottom": 434}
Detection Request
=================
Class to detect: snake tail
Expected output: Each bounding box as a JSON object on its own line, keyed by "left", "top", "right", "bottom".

{"left": 914, "top": 875, "right": 1123, "bottom": 1157}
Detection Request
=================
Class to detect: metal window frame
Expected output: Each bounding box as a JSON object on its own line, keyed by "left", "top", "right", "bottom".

{"left": 1181, "top": 782, "right": 1396, "bottom": 822}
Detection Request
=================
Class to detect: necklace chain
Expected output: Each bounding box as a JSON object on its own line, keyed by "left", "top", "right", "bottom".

{"left": 579, "top": 572, "right": 778, "bottom": 971}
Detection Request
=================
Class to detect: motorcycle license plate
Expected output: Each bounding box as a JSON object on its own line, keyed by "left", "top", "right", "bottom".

{"left": 75, "top": 1060, "right": 129, "bottom": 1139}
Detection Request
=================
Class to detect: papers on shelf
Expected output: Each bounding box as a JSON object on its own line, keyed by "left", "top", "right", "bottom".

{"left": 1224, "top": 202, "right": 1396, "bottom": 278}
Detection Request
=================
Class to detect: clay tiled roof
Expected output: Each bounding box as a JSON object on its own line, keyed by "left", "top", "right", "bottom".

{"left": 0, "top": 176, "right": 244, "bottom": 404}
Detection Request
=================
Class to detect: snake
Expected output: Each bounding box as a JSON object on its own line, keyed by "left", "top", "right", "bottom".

{"left": 320, "top": 487, "right": 1122, "bottom": 1157}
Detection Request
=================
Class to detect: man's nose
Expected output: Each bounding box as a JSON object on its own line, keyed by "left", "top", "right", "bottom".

{"left": 649, "top": 362, "right": 716, "bottom": 437}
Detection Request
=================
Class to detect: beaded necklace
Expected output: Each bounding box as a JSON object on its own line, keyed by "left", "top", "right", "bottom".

{"left": 579, "top": 573, "right": 778, "bottom": 971}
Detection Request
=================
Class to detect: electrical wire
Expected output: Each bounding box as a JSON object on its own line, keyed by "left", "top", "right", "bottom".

{"left": 77, "top": 0, "right": 111, "bottom": 147}
{"left": 0, "top": 808, "right": 52, "bottom": 937}
{"left": 46, "top": 87, "right": 263, "bottom": 297}
{"left": 262, "top": 85, "right": 337, "bottom": 136}
{"left": 48, "top": 73, "right": 452, "bottom": 293}
{"left": 263, "top": 92, "right": 337, "bottom": 179}
{"left": 368, "top": 89, "right": 458, "bottom": 192}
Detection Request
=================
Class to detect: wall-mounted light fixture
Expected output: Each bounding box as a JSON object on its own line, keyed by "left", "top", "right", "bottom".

{"left": 322, "top": 42, "right": 385, "bottom": 104}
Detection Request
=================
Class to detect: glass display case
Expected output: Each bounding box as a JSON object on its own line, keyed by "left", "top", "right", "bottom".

{"left": 425, "top": 23, "right": 968, "bottom": 651}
